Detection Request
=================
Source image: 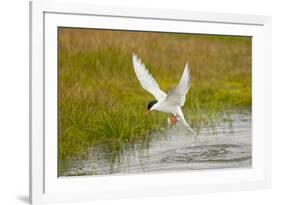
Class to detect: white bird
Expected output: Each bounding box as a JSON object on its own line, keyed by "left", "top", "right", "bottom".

{"left": 132, "top": 53, "right": 196, "bottom": 136}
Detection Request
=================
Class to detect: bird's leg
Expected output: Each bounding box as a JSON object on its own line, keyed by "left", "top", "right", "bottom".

{"left": 171, "top": 115, "right": 177, "bottom": 125}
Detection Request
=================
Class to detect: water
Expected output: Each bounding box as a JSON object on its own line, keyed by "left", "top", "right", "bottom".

{"left": 60, "top": 113, "right": 251, "bottom": 176}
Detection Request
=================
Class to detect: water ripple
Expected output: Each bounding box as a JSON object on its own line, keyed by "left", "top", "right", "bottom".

{"left": 60, "top": 113, "right": 252, "bottom": 176}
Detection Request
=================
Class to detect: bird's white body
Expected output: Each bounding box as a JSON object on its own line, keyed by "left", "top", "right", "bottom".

{"left": 151, "top": 100, "right": 178, "bottom": 115}
{"left": 132, "top": 53, "right": 196, "bottom": 136}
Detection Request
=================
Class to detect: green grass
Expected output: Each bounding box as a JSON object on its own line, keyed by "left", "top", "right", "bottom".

{"left": 58, "top": 28, "right": 251, "bottom": 165}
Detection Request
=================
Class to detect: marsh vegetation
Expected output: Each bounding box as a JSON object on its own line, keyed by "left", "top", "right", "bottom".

{"left": 58, "top": 28, "right": 251, "bottom": 175}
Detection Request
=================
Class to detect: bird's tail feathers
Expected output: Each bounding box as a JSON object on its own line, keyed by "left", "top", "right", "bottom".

{"left": 177, "top": 109, "right": 196, "bottom": 137}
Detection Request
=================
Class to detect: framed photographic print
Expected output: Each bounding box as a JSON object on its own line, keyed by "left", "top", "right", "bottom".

{"left": 29, "top": 1, "right": 271, "bottom": 204}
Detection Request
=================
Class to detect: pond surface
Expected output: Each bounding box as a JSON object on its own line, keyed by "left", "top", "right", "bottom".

{"left": 60, "top": 113, "right": 251, "bottom": 176}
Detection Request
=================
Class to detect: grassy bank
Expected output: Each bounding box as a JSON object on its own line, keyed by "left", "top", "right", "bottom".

{"left": 58, "top": 28, "right": 251, "bottom": 164}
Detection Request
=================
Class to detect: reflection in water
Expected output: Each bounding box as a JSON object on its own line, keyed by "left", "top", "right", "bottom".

{"left": 60, "top": 113, "right": 251, "bottom": 176}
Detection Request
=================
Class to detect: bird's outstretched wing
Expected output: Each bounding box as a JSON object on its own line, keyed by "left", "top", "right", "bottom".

{"left": 165, "top": 63, "right": 191, "bottom": 107}
{"left": 132, "top": 53, "right": 167, "bottom": 101}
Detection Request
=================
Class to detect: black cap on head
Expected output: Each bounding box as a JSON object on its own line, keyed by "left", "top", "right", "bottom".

{"left": 147, "top": 100, "right": 158, "bottom": 110}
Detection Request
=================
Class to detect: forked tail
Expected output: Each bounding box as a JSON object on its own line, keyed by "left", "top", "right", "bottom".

{"left": 177, "top": 109, "right": 197, "bottom": 138}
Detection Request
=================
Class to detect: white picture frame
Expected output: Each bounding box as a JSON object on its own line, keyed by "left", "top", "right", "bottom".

{"left": 29, "top": 1, "right": 272, "bottom": 204}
